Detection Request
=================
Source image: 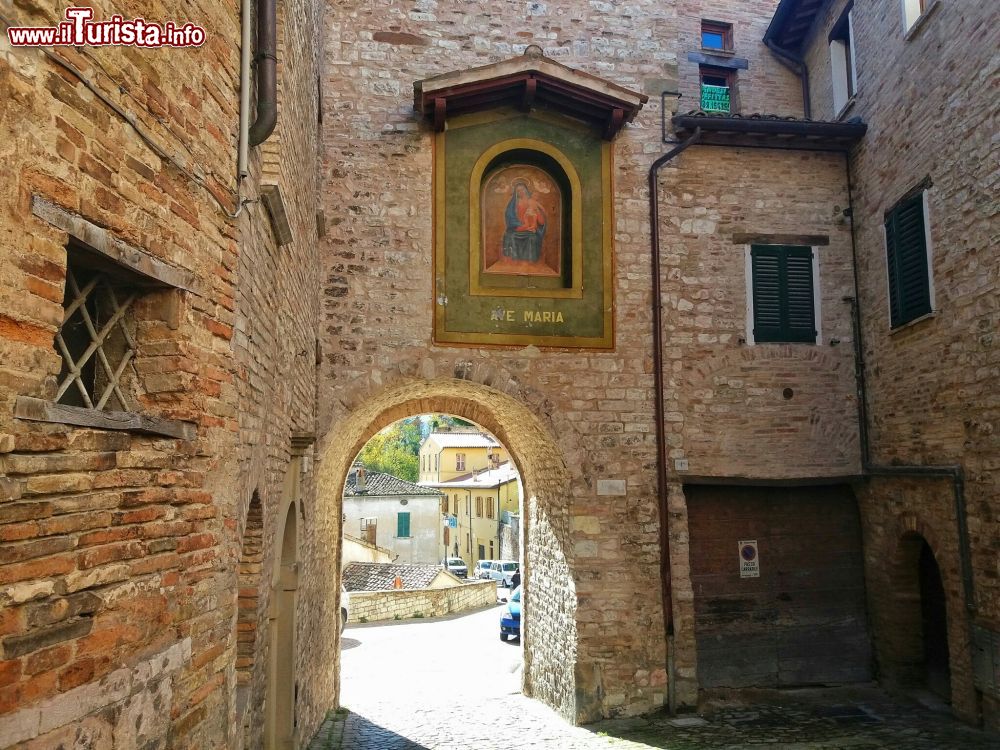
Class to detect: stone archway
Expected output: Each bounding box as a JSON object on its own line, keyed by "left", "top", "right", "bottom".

{"left": 266, "top": 486, "right": 300, "bottom": 748}
{"left": 886, "top": 531, "right": 952, "bottom": 699}
{"left": 315, "top": 375, "right": 581, "bottom": 720}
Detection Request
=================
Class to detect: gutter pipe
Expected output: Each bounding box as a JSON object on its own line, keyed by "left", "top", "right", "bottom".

{"left": 249, "top": 0, "right": 278, "bottom": 146}
{"left": 842, "top": 157, "right": 975, "bottom": 614}
{"left": 764, "top": 39, "right": 811, "bottom": 119}
{"left": 238, "top": 0, "right": 252, "bottom": 177}
{"left": 648, "top": 126, "right": 701, "bottom": 714}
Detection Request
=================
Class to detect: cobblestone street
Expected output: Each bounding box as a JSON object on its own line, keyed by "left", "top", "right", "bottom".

{"left": 307, "top": 604, "right": 999, "bottom": 750}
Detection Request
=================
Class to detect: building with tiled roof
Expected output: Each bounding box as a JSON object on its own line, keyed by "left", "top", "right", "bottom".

{"left": 342, "top": 466, "right": 446, "bottom": 565}
{"left": 422, "top": 461, "right": 521, "bottom": 574}
{"left": 342, "top": 562, "right": 463, "bottom": 592}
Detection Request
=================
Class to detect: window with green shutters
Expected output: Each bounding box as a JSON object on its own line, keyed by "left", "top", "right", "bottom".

{"left": 750, "top": 245, "right": 817, "bottom": 343}
{"left": 396, "top": 511, "right": 410, "bottom": 538}
{"left": 885, "top": 192, "right": 932, "bottom": 328}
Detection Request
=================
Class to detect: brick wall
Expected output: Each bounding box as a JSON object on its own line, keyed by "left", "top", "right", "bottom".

{"left": 347, "top": 580, "right": 496, "bottom": 624}
{"left": 677, "top": 0, "right": 804, "bottom": 116}
{"left": 801, "top": 0, "right": 999, "bottom": 728}
{"left": 0, "top": 0, "right": 326, "bottom": 747}
{"left": 316, "top": 0, "right": 861, "bottom": 724}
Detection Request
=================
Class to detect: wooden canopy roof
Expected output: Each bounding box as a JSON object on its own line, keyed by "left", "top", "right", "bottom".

{"left": 413, "top": 46, "right": 648, "bottom": 140}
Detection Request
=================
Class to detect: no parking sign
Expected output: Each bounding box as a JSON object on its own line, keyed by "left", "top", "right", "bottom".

{"left": 739, "top": 540, "right": 759, "bottom": 578}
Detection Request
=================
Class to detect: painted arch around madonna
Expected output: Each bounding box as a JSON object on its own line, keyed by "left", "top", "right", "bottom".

{"left": 433, "top": 110, "right": 613, "bottom": 349}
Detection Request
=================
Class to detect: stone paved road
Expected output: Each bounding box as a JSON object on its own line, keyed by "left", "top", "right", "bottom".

{"left": 308, "top": 601, "right": 999, "bottom": 750}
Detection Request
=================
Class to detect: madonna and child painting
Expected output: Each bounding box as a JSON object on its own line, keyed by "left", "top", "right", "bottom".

{"left": 481, "top": 164, "right": 562, "bottom": 278}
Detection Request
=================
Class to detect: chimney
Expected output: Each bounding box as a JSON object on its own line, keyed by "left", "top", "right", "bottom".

{"left": 357, "top": 466, "right": 367, "bottom": 491}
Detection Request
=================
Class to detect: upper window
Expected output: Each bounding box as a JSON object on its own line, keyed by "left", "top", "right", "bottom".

{"left": 829, "top": 6, "right": 857, "bottom": 115}
{"left": 700, "top": 67, "right": 733, "bottom": 113}
{"left": 396, "top": 512, "right": 411, "bottom": 538}
{"left": 456, "top": 453, "right": 466, "bottom": 471}
{"left": 701, "top": 20, "right": 733, "bottom": 51}
{"left": 486, "top": 498, "right": 495, "bottom": 519}
{"left": 749, "top": 245, "right": 817, "bottom": 344}
{"left": 902, "top": 0, "right": 927, "bottom": 32}
{"left": 475, "top": 496, "right": 483, "bottom": 517}
{"left": 885, "top": 191, "right": 933, "bottom": 328}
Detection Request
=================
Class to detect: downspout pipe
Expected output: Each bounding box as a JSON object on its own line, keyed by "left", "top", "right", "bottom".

{"left": 249, "top": 0, "right": 278, "bottom": 146}
{"left": 842, "top": 157, "right": 975, "bottom": 614}
{"left": 238, "top": 0, "right": 252, "bottom": 177}
{"left": 764, "top": 39, "right": 811, "bottom": 119}
{"left": 648, "top": 126, "right": 701, "bottom": 713}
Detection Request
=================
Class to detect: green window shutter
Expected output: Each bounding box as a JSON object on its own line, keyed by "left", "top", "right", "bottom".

{"left": 397, "top": 512, "right": 410, "bottom": 538}
{"left": 885, "top": 193, "right": 931, "bottom": 327}
{"left": 751, "top": 245, "right": 816, "bottom": 343}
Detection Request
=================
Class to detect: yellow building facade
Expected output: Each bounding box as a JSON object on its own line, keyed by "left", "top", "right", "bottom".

{"left": 418, "top": 430, "right": 509, "bottom": 484}
{"left": 423, "top": 459, "right": 520, "bottom": 571}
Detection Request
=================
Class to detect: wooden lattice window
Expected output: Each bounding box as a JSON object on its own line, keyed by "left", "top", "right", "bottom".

{"left": 56, "top": 249, "right": 141, "bottom": 411}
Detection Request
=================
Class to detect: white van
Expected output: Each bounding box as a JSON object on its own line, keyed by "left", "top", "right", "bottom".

{"left": 488, "top": 560, "right": 519, "bottom": 587}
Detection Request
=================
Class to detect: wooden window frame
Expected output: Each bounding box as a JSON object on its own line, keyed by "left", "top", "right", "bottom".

{"left": 884, "top": 188, "right": 934, "bottom": 329}
{"left": 396, "top": 511, "right": 411, "bottom": 539}
{"left": 745, "top": 245, "right": 820, "bottom": 345}
{"left": 701, "top": 20, "right": 733, "bottom": 52}
{"left": 829, "top": 4, "right": 857, "bottom": 115}
{"left": 475, "top": 496, "right": 483, "bottom": 517}
{"left": 456, "top": 453, "right": 466, "bottom": 471}
{"left": 15, "top": 197, "right": 196, "bottom": 440}
{"left": 486, "top": 498, "right": 495, "bottom": 520}
{"left": 699, "top": 66, "right": 734, "bottom": 113}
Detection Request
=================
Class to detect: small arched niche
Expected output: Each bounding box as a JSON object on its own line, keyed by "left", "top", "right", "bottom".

{"left": 476, "top": 146, "right": 576, "bottom": 292}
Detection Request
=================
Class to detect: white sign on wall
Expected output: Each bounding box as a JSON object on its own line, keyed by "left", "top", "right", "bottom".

{"left": 739, "top": 539, "right": 760, "bottom": 578}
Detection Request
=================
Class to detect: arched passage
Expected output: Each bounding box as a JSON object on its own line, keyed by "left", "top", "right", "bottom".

{"left": 266, "top": 495, "right": 299, "bottom": 749}
{"left": 315, "top": 376, "right": 580, "bottom": 720}
{"left": 887, "top": 531, "right": 952, "bottom": 701}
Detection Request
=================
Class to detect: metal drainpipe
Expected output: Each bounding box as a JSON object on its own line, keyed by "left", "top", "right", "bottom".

{"left": 648, "top": 126, "right": 701, "bottom": 715}
{"left": 841, "top": 155, "right": 975, "bottom": 614}
{"left": 249, "top": 0, "right": 278, "bottom": 146}
{"left": 764, "top": 39, "right": 811, "bottom": 119}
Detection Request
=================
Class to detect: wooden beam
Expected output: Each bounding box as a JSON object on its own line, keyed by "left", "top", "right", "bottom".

{"left": 520, "top": 77, "right": 537, "bottom": 111}
{"left": 433, "top": 98, "right": 446, "bottom": 131}
{"left": 31, "top": 196, "right": 201, "bottom": 294}
{"left": 14, "top": 396, "right": 196, "bottom": 440}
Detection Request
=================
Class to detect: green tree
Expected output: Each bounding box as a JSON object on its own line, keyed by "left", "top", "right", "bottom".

{"left": 357, "top": 421, "right": 420, "bottom": 482}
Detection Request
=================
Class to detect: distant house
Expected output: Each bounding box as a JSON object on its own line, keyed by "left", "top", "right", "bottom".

{"left": 422, "top": 460, "right": 520, "bottom": 572}
{"left": 342, "top": 465, "right": 445, "bottom": 565}
{"left": 418, "top": 429, "right": 509, "bottom": 484}
{"left": 342, "top": 562, "right": 463, "bottom": 591}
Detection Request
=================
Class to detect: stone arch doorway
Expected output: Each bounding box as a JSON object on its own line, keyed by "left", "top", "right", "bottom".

{"left": 315, "top": 377, "right": 579, "bottom": 719}
{"left": 889, "top": 532, "right": 951, "bottom": 701}
{"left": 266, "top": 496, "right": 299, "bottom": 749}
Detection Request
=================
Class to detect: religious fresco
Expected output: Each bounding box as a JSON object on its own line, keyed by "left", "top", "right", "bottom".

{"left": 434, "top": 112, "right": 613, "bottom": 349}
{"left": 482, "top": 165, "right": 562, "bottom": 278}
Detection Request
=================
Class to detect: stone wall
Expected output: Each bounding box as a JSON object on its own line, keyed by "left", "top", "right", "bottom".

{"left": 0, "top": 0, "right": 327, "bottom": 747}
{"left": 316, "top": 0, "right": 862, "bottom": 724}
{"left": 347, "top": 580, "right": 496, "bottom": 624}
{"left": 802, "top": 0, "right": 999, "bottom": 729}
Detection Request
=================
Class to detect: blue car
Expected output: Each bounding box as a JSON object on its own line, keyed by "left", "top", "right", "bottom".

{"left": 500, "top": 586, "right": 521, "bottom": 641}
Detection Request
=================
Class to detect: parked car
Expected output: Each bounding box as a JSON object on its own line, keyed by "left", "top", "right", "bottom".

{"left": 488, "top": 560, "right": 519, "bottom": 587}
{"left": 340, "top": 585, "right": 350, "bottom": 634}
{"left": 475, "top": 560, "right": 494, "bottom": 579}
{"left": 442, "top": 557, "right": 468, "bottom": 578}
{"left": 500, "top": 585, "right": 521, "bottom": 641}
